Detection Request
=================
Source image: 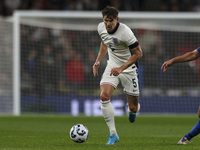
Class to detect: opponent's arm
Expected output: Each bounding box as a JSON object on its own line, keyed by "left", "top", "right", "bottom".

{"left": 198, "top": 106, "right": 200, "bottom": 118}
{"left": 93, "top": 41, "right": 108, "bottom": 77}
{"left": 161, "top": 49, "right": 200, "bottom": 72}
{"left": 110, "top": 45, "right": 142, "bottom": 76}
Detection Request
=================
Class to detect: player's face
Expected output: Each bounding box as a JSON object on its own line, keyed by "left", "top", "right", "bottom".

{"left": 103, "top": 15, "right": 119, "bottom": 32}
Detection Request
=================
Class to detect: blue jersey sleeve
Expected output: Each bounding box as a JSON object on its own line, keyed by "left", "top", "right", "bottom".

{"left": 197, "top": 47, "right": 200, "bottom": 53}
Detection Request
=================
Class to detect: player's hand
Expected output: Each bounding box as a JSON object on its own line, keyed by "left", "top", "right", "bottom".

{"left": 198, "top": 106, "right": 200, "bottom": 118}
{"left": 161, "top": 60, "right": 172, "bottom": 72}
{"left": 110, "top": 67, "right": 122, "bottom": 76}
{"left": 93, "top": 62, "right": 100, "bottom": 77}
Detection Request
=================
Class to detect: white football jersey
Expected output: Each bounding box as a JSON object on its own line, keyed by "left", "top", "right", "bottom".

{"left": 98, "top": 22, "right": 138, "bottom": 72}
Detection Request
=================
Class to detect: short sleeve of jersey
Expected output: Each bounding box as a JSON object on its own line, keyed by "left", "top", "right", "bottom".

{"left": 121, "top": 26, "right": 137, "bottom": 47}
{"left": 197, "top": 47, "right": 200, "bottom": 53}
{"left": 97, "top": 22, "right": 104, "bottom": 36}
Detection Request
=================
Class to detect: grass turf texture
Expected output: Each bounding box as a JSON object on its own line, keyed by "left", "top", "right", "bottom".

{"left": 0, "top": 115, "right": 200, "bottom": 150}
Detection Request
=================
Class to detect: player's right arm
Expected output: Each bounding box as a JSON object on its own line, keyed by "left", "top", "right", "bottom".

{"left": 161, "top": 48, "right": 200, "bottom": 72}
{"left": 93, "top": 41, "right": 108, "bottom": 77}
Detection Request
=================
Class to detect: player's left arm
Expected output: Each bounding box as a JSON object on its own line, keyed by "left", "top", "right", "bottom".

{"left": 121, "top": 45, "right": 143, "bottom": 71}
{"left": 110, "top": 45, "right": 142, "bottom": 76}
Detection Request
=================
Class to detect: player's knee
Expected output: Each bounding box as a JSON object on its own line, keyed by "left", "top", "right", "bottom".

{"left": 100, "top": 93, "right": 110, "bottom": 101}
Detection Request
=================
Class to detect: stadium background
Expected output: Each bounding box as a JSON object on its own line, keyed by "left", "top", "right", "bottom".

{"left": 0, "top": 0, "right": 200, "bottom": 115}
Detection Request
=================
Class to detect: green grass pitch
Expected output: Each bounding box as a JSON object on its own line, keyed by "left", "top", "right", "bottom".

{"left": 0, "top": 115, "right": 200, "bottom": 150}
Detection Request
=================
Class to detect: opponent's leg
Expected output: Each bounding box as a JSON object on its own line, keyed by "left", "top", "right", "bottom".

{"left": 127, "top": 95, "right": 140, "bottom": 123}
{"left": 100, "top": 84, "right": 119, "bottom": 145}
{"left": 178, "top": 120, "right": 200, "bottom": 145}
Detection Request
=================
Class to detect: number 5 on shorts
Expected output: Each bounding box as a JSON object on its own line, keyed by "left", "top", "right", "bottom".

{"left": 132, "top": 78, "right": 137, "bottom": 88}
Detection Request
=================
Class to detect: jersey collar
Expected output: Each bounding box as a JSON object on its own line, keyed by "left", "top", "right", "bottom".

{"left": 107, "top": 22, "right": 119, "bottom": 34}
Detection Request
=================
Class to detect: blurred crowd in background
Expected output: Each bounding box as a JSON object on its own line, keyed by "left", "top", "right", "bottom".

{"left": 1, "top": 0, "right": 200, "bottom": 16}
{"left": 19, "top": 24, "right": 200, "bottom": 97}
{"left": 20, "top": 26, "right": 102, "bottom": 96}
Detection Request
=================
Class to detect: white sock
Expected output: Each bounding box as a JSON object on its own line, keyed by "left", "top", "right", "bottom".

{"left": 101, "top": 100, "right": 117, "bottom": 135}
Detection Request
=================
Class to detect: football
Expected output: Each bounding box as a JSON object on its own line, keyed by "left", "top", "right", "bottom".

{"left": 70, "top": 124, "right": 89, "bottom": 143}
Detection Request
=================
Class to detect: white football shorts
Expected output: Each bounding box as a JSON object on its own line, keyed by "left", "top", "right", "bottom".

{"left": 100, "top": 65, "right": 139, "bottom": 96}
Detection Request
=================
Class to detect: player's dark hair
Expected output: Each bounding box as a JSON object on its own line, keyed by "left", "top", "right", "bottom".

{"left": 102, "top": 6, "right": 119, "bottom": 19}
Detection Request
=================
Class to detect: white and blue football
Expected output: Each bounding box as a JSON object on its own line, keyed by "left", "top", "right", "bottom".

{"left": 70, "top": 124, "right": 89, "bottom": 143}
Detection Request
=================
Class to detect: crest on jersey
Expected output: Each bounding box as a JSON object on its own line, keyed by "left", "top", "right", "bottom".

{"left": 112, "top": 38, "right": 119, "bottom": 45}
